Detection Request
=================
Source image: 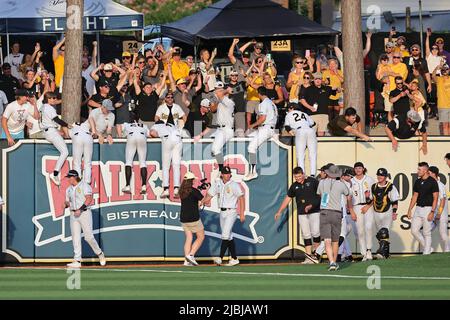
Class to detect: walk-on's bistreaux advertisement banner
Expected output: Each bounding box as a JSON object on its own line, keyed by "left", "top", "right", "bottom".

{"left": 1, "top": 139, "right": 292, "bottom": 262}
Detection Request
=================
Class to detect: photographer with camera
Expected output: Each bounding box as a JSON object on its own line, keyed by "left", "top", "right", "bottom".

{"left": 179, "top": 171, "right": 206, "bottom": 266}
{"left": 201, "top": 166, "right": 245, "bottom": 266}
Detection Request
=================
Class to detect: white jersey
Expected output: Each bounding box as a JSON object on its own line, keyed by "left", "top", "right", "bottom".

{"left": 2, "top": 100, "right": 34, "bottom": 134}
{"left": 28, "top": 96, "right": 44, "bottom": 135}
{"left": 215, "top": 95, "right": 235, "bottom": 128}
{"left": 350, "top": 175, "right": 376, "bottom": 205}
{"left": 70, "top": 122, "right": 91, "bottom": 138}
{"left": 151, "top": 122, "right": 181, "bottom": 143}
{"left": 438, "top": 180, "right": 448, "bottom": 216}
{"left": 208, "top": 179, "right": 244, "bottom": 209}
{"left": 284, "top": 110, "right": 315, "bottom": 130}
{"left": 65, "top": 181, "right": 92, "bottom": 211}
{"left": 40, "top": 103, "right": 59, "bottom": 129}
{"left": 123, "top": 122, "right": 149, "bottom": 138}
{"left": 4, "top": 53, "right": 24, "bottom": 80}
{"left": 0, "top": 90, "right": 8, "bottom": 112}
{"left": 89, "top": 108, "right": 115, "bottom": 135}
{"left": 155, "top": 103, "right": 185, "bottom": 128}
{"left": 258, "top": 98, "right": 278, "bottom": 127}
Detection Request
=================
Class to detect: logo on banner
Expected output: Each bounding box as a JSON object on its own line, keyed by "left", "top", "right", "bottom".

{"left": 32, "top": 155, "right": 264, "bottom": 247}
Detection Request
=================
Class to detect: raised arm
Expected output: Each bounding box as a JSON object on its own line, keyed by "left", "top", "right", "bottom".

{"left": 91, "top": 41, "right": 98, "bottom": 68}
{"left": 52, "top": 37, "right": 65, "bottom": 61}
{"left": 239, "top": 40, "right": 254, "bottom": 53}
{"left": 133, "top": 69, "right": 142, "bottom": 96}
{"left": 90, "top": 63, "right": 103, "bottom": 82}
{"left": 167, "top": 61, "right": 177, "bottom": 92}
{"left": 363, "top": 31, "right": 372, "bottom": 58}
{"left": 228, "top": 38, "right": 240, "bottom": 65}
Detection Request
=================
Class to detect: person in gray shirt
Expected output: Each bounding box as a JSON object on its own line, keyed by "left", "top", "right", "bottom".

{"left": 317, "top": 164, "right": 352, "bottom": 271}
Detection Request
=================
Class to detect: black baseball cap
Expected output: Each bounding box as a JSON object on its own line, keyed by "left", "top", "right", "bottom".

{"left": 15, "top": 88, "right": 29, "bottom": 97}
{"left": 66, "top": 170, "right": 79, "bottom": 178}
{"left": 445, "top": 153, "right": 450, "bottom": 160}
{"left": 376, "top": 168, "right": 389, "bottom": 177}
{"left": 429, "top": 166, "right": 439, "bottom": 176}
{"left": 221, "top": 166, "right": 232, "bottom": 174}
{"left": 242, "top": 51, "right": 251, "bottom": 58}
{"left": 354, "top": 162, "right": 365, "bottom": 168}
{"left": 287, "top": 102, "right": 299, "bottom": 110}
{"left": 342, "top": 168, "right": 354, "bottom": 177}
{"left": 98, "top": 80, "right": 110, "bottom": 87}
{"left": 2, "top": 63, "right": 11, "bottom": 69}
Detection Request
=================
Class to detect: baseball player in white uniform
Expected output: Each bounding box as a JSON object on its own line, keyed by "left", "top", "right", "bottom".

{"left": 121, "top": 121, "right": 150, "bottom": 195}
{"left": 69, "top": 121, "right": 93, "bottom": 184}
{"left": 89, "top": 99, "right": 115, "bottom": 145}
{"left": 350, "top": 162, "right": 376, "bottom": 261}
{"left": 338, "top": 169, "right": 357, "bottom": 262}
{"left": 284, "top": 103, "right": 317, "bottom": 176}
{"left": 150, "top": 121, "right": 183, "bottom": 198}
{"left": 154, "top": 92, "right": 187, "bottom": 129}
{"left": 201, "top": 166, "right": 245, "bottom": 266}
{"left": 64, "top": 170, "right": 106, "bottom": 268}
{"left": 40, "top": 92, "right": 70, "bottom": 186}
{"left": 198, "top": 82, "right": 235, "bottom": 173}
{"left": 429, "top": 166, "right": 450, "bottom": 252}
{"left": 244, "top": 87, "right": 278, "bottom": 181}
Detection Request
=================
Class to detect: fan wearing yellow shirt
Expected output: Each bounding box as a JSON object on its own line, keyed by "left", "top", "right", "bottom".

{"left": 432, "top": 62, "right": 450, "bottom": 135}
{"left": 322, "top": 59, "right": 344, "bottom": 121}
{"left": 388, "top": 55, "right": 408, "bottom": 91}
{"left": 169, "top": 47, "right": 190, "bottom": 83}
{"left": 245, "top": 68, "right": 264, "bottom": 128}
{"left": 52, "top": 37, "right": 65, "bottom": 89}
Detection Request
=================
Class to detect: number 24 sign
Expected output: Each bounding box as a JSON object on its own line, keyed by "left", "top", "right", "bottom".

{"left": 271, "top": 40, "right": 291, "bottom": 52}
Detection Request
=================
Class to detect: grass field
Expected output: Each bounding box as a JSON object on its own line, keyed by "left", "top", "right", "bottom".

{"left": 1, "top": 254, "right": 450, "bottom": 299}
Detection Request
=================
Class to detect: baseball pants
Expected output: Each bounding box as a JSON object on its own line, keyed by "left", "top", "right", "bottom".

{"left": 220, "top": 209, "right": 238, "bottom": 240}
{"left": 354, "top": 205, "right": 374, "bottom": 255}
{"left": 248, "top": 126, "right": 274, "bottom": 154}
{"left": 125, "top": 135, "right": 147, "bottom": 168}
{"left": 70, "top": 209, "right": 102, "bottom": 261}
{"left": 373, "top": 210, "right": 393, "bottom": 231}
{"left": 411, "top": 206, "right": 433, "bottom": 255}
{"left": 436, "top": 212, "right": 450, "bottom": 252}
{"left": 339, "top": 214, "right": 357, "bottom": 257}
{"left": 211, "top": 127, "right": 234, "bottom": 156}
{"left": 161, "top": 138, "right": 182, "bottom": 188}
{"left": 299, "top": 212, "right": 320, "bottom": 240}
{"left": 71, "top": 132, "right": 93, "bottom": 184}
{"left": 295, "top": 128, "right": 317, "bottom": 176}
{"left": 44, "top": 127, "right": 69, "bottom": 173}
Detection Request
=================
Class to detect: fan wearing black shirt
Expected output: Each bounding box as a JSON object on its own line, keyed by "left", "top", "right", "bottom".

{"left": 300, "top": 73, "right": 337, "bottom": 136}
{"left": 226, "top": 70, "right": 247, "bottom": 136}
{"left": 407, "top": 162, "right": 439, "bottom": 255}
{"left": 178, "top": 171, "right": 205, "bottom": 267}
{"left": 88, "top": 80, "right": 120, "bottom": 111}
{"left": 133, "top": 69, "right": 165, "bottom": 129}
{"left": 0, "top": 63, "right": 20, "bottom": 103}
{"left": 186, "top": 98, "right": 212, "bottom": 139}
{"left": 389, "top": 77, "right": 411, "bottom": 119}
{"left": 385, "top": 109, "right": 428, "bottom": 154}
{"left": 275, "top": 167, "right": 321, "bottom": 264}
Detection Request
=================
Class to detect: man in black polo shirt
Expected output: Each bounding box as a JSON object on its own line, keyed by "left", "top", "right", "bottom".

{"left": 300, "top": 72, "right": 336, "bottom": 136}
{"left": 186, "top": 98, "right": 212, "bottom": 139}
{"left": 385, "top": 110, "right": 428, "bottom": 154}
{"left": 389, "top": 76, "right": 411, "bottom": 119}
{"left": 0, "top": 63, "right": 20, "bottom": 103}
{"left": 407, "top": 162, "right": 439, "bottom": 255}
{"left": 88, "top": 80, "right": 119, "bottom": 111}
{"left": 226, "top": 70, "right": 246, "bottom": 137}
{"left": 406, "top": 44, "right": 432, "bottom": 93}
{"left": 133, "top": 76, "right": 163, "bottom": 129}
{"left": 275, "top": 167, "right": 321, "bottom": 264}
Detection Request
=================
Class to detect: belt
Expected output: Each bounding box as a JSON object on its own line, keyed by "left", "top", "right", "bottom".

{"left": 219, "top": 125, "right": 234, "bottom": 129}
{"left": 220, "top": 208, "right": 235, "bottom": 211}
{"left": 44, "top": 127, "right": 57, "bottom": 132}
{"left": 356, "top": 203, "right": 369, "bottom": 206}
{"left": 74, "top": 132, "right": 90, "bottom": 136}
{"left": 263, "top": 125, "right": 274, "bottom": 129}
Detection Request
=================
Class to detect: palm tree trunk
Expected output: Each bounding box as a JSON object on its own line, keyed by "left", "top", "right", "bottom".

{"left": 342, "top": 0, "right": 365, "bottom": 129}
{"left": 62, "top": 0, "right": 84, "bottom": 124}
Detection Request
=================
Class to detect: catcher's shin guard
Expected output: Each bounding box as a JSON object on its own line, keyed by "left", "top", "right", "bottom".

{"left": 376, "top": 228, "right": 390, "bottom": 258}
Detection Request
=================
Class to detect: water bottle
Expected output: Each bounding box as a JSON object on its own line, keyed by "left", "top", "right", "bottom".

{"left": 312, "top": 103, "right": 318, "bottom": 112}
{"left": 129, "top": 99, "right": 136, "bottom": 111}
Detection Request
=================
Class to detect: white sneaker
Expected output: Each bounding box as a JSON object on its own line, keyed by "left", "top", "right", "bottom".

{"left": 161, "top": 189, "right": 170, "bottom": 199}
{"left": 226, "top": 258, "right": 239, "bottom": 266}
{"left": 98, "top": 252, "right": 106, "bottom": 266}
{"left": 366, "top": 250, "right": 373, "bottom": 260}
{"left": 173, "top": 187, "right": 179, "bottom": 198}
{"left": 122, "top": 185, "right": 131, "bottom": 194}
{"left": 140, "top": 185, "right": 147, "bottom": 195}
{"left": 185, "top": 255, "right": 198, "bottom": 266}
{"left": 301, "top": 259, "right": 314, "bottom": 265}
{"left": 49, "top": 173, "right": 60, "bottom": 186}
{"left": 183, "top": 260, "right": 193, "bottom": 266}
{"left": 214, "top": 257, "right": 222, "bottom": 266}
{"left": 243, "top": 171, "right": 258, "bottom": 182}
{"left": 67, "top": 260, "right": 81, "bottom": 268}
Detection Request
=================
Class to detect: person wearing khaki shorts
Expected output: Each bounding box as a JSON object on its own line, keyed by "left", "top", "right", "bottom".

{"left": 178, "top": 172, "right": 206, "bottom": 266}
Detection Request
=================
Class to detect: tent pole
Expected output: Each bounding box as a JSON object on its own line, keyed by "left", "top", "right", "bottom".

{"left": 194, "top": 39, "right": 198, "bottom": 68}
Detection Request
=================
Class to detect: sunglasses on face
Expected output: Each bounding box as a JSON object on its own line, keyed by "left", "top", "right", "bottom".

{"left": 138, "top": 61, "right": 145, "bottom": 64}
{"left": 304, "top": 76, "right": 310, "bottom": 80}
{"left": 123, "top": 56, "right": 131, "bottom": 59}
{"left": 396, "top": 82, "right": 403, "bottom": 85}
{"left": 251, "top": 70, "right": 258, "bottom": 73}
{"left": 432, "top": 47, "right": 439, "bottom": 50}
{"left": 411, "top": 48, "right": 420, "bottom": 51}
{"left": 255, "top": 47, "right": 262, "bottom": 50}
{"left": 437, "top": 42, "right": 444, "bottom": 45}
{"left": 393, "top": 56, "right": 401, "bottom": 59}
{"left": 166, "top": 96, "right": 174, "bottom": 99}
{"left": 48, "top": 97, "right": 57, "bottom": 100}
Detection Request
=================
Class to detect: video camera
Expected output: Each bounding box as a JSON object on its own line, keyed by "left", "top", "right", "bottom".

{"left": 197, "top": 178, "right": 211, "bottom": 190}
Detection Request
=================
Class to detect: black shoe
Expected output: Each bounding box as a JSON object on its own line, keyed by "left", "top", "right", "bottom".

{"left": 336, "top": 254, "right": 342, "bottom": 262}
{"left": 343, "top": 255, "right": 353, "bottom": 262}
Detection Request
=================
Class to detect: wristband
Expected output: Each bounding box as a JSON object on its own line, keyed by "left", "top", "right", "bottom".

{"left": 79, "top": 204, "right": 87, "bottom": 212}
{"left": 393, "top": 208, "right": 397, "bottom": 213}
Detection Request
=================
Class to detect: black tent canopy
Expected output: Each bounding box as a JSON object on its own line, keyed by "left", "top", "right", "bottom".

{"left": 161, "top": 0, "right": 339, "bottom": 45}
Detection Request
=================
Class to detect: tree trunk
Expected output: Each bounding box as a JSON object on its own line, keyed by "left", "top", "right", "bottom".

{"left": 62, "top": 0, "right": 84, "bottom": 124}
{"left": 306, "top": 0, "right": 314, "bottom": 21}
{"left": 342, "top": 0, "right": 365, "bottom": 130}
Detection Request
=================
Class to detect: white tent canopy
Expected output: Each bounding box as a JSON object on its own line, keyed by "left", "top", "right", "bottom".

{"left": 0, "top": 0, "right": 144, "bottom": 34}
